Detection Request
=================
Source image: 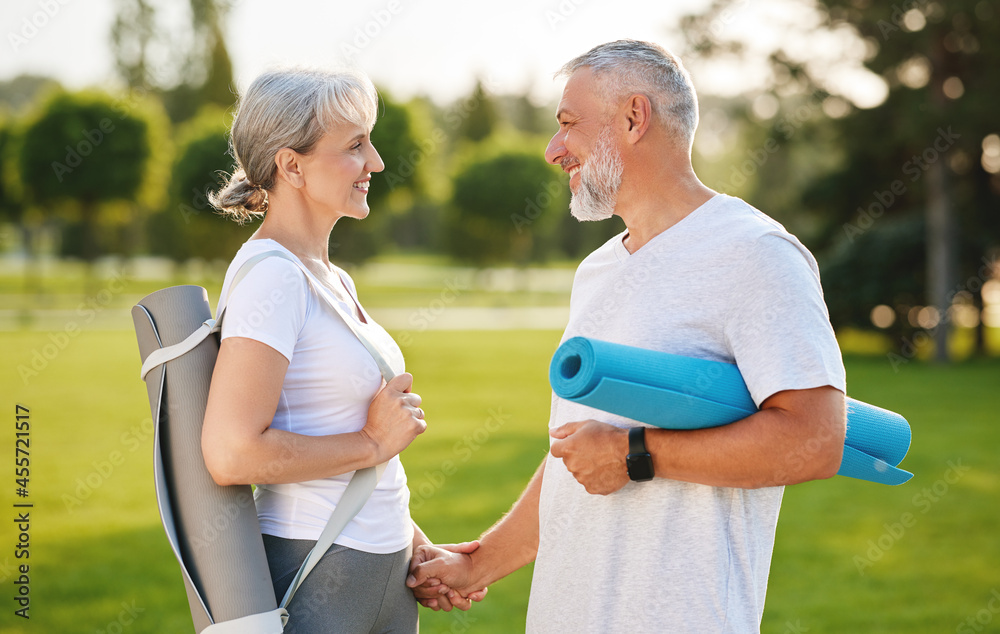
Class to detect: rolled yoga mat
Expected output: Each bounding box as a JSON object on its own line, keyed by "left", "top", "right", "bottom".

{"left": 133, "top": 286, "right": 285, "bottom": 633}
{"left": 549, "top": 337, "right": 912, "bottom": 485}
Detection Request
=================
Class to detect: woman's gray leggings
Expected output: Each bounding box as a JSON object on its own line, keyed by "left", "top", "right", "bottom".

{"left": 263, "top": 534, "right": 418, "bottom": 633}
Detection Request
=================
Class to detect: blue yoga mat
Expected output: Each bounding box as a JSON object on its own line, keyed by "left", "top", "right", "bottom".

{"left": 549, "top": 337, "right": 912, "bottom": 485}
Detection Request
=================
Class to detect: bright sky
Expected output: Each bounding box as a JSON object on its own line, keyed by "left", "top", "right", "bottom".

{"left": 1, "top": 0, "right": 882, "bottom": 106}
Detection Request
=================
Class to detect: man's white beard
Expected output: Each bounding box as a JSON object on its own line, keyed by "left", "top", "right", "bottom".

{"left": 569, "top": 126, "right": 624, "bottom": 222}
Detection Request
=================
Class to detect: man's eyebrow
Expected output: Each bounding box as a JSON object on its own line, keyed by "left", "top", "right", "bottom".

{"left": 556, "top": 108, "right": 577, "bottom": 121}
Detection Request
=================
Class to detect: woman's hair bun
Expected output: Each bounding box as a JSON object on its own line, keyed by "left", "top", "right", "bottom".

{"left": 208, "top": 168, "right": 268, "bottom": 224}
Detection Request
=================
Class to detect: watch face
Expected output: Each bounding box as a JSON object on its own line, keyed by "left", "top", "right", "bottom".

{"left": 627, "top": 454, "right": 654, "bottom": 481}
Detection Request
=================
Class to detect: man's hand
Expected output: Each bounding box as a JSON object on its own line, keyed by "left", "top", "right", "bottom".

{"left": 407, "top": 542, "right": 487, "bottom": 611}
{"left": 549, "top": 420, "right": 630, "bottom": 495}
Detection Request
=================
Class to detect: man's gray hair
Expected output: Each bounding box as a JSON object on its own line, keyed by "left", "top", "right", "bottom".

{"left": 558, "top": 40, "right": 699, "bottom": 149}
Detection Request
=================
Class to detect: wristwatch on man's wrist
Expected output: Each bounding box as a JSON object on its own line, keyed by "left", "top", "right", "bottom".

{"left": 626, "top": 427, "right": 654, "bottom": 482}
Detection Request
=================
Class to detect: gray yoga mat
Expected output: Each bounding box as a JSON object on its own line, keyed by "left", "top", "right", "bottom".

{"left": 133, "top": 285, "right": 278, "bottom": 632}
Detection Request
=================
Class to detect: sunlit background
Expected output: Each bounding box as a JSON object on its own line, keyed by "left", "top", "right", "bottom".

{"left": 2, "top": 0, "right": 997, "bottom": 353}
{"left": 2, "top": 1, "right": 1000, "bottom": 632}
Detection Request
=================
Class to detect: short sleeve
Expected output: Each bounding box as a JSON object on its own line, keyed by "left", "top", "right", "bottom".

{"left": 723, "top": 233, "right": 846, "bottom": 406}
{"left": 220, "top": 257, "right": 309, "bottom": 362}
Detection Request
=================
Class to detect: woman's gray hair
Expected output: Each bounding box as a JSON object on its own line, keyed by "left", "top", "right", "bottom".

{"left": 210, "top": 67, "right": 379, "bottom": 223}
{"left": 557, "top": 40, "right": 699, "bottom": 149}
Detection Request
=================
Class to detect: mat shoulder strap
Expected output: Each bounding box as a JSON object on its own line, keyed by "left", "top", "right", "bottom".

{"left": 140, "top": 249, "right": 397, "bottom": 613}
{"left": 237, "top": 252, "right": 397, "bottom": 608}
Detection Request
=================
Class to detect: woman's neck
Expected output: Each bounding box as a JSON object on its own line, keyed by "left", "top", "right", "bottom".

{"left": 251, "top": 193, "right": 336, "bottom": 268}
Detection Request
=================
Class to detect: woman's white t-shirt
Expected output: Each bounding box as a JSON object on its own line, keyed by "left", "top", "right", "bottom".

{"left": 218, "top": 238, "right": 412, "bottom": 554}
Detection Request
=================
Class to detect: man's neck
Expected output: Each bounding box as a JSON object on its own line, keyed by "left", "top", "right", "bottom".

{"left": 618, "top": 174, "right": 716, "bottom": 254}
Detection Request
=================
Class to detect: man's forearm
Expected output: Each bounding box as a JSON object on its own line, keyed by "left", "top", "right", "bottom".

{"left": 467, "top": 458, "right": 546, "bottom": 589}
{"left": 646, "top": 385, "right": 846, "bottom": 488}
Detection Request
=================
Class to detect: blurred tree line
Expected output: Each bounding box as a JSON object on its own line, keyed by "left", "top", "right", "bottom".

{"left": 0, "top": 0, "right": 622, "bottom": 279}
{"left": 681, "top": 0, "right": 999, "bottom": 359}
{"left": 2, "top": 0, "right": 996, "bottom": 359}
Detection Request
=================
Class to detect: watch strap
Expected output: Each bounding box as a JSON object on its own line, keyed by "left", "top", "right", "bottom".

{"left": 628, "top": 426, "right": 647, "bottom": 455}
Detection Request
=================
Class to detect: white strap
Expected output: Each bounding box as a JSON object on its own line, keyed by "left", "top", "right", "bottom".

{"left": 279, "top": 461, "right": 388, "bottom": 608}
{"left": 139, "top": 248, "right": 398, "bottom": 616}
{"left": 139, "top": 319, "right": 216, "bottom": 381}
{"left": 217, "top": 250, "right": 398, "bottom": 382}
{"left": 292, "top": 263, "right": 397, "bottom": 381}
{"left": 217, "top": 250, "right": 399, "bottom": 609}
{"left": 136, "top": 251, "right": 280, "bottom": 381}
{"left": 202, "top": 608, "right": 288, "bottom": 634}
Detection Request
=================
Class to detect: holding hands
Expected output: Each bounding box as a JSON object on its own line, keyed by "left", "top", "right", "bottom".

{"left": 366, "top": 378, "right": 488, "bottom": 611}
{"left": 407, "top": 541, "right": 488, "bottom": 611}
{"left": 404, "top": 419, "right": 626, "bottom": 614}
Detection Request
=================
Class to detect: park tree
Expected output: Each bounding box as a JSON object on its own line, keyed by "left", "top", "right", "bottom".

{"left": 110, "top": 0, "right": 235, "bottom": 123}
{"left": 447, "top": 147, "right": 567, "bottom": 266}
{"left": 821, "top": 215, "right": 926, "bottom": 345}
{"left": 0, "top": 119, "right": 19, "bottom": 225}
{"left": 147, "top": 106, "right": 251, "bottom": 262}
{"left": 681, "top": 0, "right": 1000, "bottom": 359}
{"left": 457, "top": 79, "right": 499, "bottom": 143}
{"left": 110, "top": 0, "right": 157, "bottom": 90}
{"left": 0, "top": 75, "right": 61, "bottom": 113}
{"left": 508, "top": 93, "right": 553, "bottom": 136}
{"left": 12, "top": 89, "right": 169, "bottom": 267}
{"left": 0, "top": 75, "right": 62, "bottom": 257}
{"left": 2, "top": 104, "right": 45, "bottom": 293}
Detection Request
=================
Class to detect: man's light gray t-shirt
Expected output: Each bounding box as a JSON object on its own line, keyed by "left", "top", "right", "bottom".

{"left": 527, "top": 194, "right": 846, "bottom": 633}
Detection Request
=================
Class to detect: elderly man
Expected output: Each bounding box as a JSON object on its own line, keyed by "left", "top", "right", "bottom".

{"left": 408, "top": 40, "right": 846, "bottom": 632}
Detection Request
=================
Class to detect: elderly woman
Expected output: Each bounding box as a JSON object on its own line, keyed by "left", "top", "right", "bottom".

{"left": 202, "top": 67, "right": 476, "bottom": 633}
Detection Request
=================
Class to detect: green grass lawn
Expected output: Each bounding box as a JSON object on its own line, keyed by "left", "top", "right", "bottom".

{"left": 2, "top": 326, "right": 998, "bottom": 633}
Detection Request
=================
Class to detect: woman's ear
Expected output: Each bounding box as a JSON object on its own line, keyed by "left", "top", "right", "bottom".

{"left": 274, "top": 148, "right": 305, "bottom": 189}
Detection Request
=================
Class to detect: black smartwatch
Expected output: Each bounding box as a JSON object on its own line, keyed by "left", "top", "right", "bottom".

{"left": 626, "top": 427, "right": 654, "bottom": 482}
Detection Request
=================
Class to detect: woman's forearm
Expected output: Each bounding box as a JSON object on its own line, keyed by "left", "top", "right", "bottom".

{"left": 204, "top": 425, "right": 379, "bottom": 486}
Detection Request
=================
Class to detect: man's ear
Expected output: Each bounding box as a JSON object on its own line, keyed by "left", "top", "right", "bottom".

{"left": 274, "top": 148, "right": 305, "bottom": 188}
{"left": 624, "top": 93, "right": 653, "bottom": 144}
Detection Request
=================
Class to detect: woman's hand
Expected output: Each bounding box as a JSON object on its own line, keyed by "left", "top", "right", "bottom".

{"left": 407, "top": 542, "right": 487, "bottom": 611}
{"left": 360, "top": 372, "right": 427, "bottom": 463}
